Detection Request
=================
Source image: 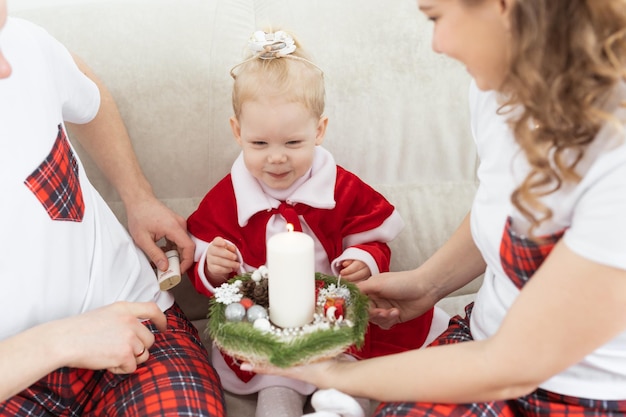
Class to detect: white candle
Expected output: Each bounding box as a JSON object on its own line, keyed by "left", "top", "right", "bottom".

{"left": 267, "top": 224, "right": 315, "bottom": 328}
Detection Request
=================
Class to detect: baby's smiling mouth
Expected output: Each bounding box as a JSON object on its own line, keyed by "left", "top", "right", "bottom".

{"left": 267, "top": 171, "right": 289, "bottom": 179}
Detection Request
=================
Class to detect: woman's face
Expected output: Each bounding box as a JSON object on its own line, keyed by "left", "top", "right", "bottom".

{"left": 418, "top": 0, "right": 512, "bottom": 91}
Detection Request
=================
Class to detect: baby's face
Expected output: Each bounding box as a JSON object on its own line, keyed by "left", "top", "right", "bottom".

{"left": 232, "top": 97, "right": 326, "bottom": 190}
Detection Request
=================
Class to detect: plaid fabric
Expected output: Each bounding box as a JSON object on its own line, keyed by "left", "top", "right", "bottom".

{"left": 24, "top": 124, "right": 85, "bottom": 222}
{"left": 0, "top": 303, "right": 225, "bottom": 417}
{"left": 374, "top": 304, "right": 626, "bottom": 417}
{"left": 499, "top": 216, "right": 565, "bottom": 290}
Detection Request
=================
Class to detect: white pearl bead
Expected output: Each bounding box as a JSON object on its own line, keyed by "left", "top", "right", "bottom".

{"left": 253, "top": 318, "right": 271, "bottom": 332}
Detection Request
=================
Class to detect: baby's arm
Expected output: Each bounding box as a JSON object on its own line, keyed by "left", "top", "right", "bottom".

{"left": 205, "top": 237, "right": 241, "bottom": 286}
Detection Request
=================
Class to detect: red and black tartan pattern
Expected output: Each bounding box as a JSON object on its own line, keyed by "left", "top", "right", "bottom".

{"left": 0, "top": 303, "right": 225, "bottom": 417}
{"left": 499, "top": 216, "right": 566, "bottom": 290}
{"left": 374, "top": 304, "right": 626, "bottom": 417}
{"left": 24, "top": 124, "right": 85, "bottom": 222}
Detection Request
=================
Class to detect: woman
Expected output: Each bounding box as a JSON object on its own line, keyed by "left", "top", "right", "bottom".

{"left": 245, "top": 0, "right": 626, "bottom": 415}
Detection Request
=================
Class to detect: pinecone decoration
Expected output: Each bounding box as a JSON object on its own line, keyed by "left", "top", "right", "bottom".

{"left": 241, "top": 279, "right": 257, "bottom": 299}
{"left": 252, "top": 278, "right": 269, "bottom": 308}
{"left": 239, "top": 278, "right": 270, "bottom": 308}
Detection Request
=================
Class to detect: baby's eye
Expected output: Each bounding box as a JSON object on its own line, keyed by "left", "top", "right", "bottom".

{"left": 251, "top": 141, "right": 267, "bottom": 146}
{"left": 286, "top": 140, "right": 303, "bottom": 146}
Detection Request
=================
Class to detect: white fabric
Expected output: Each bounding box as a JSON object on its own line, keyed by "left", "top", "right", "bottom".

{"left": 468, "top": 81, "right": 626, "bottom": 399}
{"left": 422, "top": 306, "right": 450, "bottom": 348}
{"left": 304, "top": 388, "right": 365, "bottom": 417}
{"left": 0, "top": 17, "right": 172, "bottom": 340}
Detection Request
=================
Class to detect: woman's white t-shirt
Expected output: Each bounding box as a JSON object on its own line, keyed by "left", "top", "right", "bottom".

{"left": 468, "top": 81, "right": 626, "bottom": 400}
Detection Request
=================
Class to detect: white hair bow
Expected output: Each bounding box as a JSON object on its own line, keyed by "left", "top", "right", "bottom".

{"left": 248, "top": 30, "right": 296, "bottom": 59}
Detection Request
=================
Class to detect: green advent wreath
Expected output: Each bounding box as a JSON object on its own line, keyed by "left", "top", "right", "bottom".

{"left": 207, "top": 271, "right": 369, "bottom": 368}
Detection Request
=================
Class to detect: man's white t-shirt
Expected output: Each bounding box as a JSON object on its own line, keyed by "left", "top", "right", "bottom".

{"left": 0, "top": 17, "right": 173, "bottom": 340}
{"left": 468, "top": 81, "right": 626, "bottom": 399}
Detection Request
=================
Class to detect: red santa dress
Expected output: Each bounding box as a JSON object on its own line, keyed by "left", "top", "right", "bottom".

{"left": 187, "top": 147, "right": 435, "bottom": 393}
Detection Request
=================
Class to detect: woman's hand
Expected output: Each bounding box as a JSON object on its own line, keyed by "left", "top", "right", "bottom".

{"left": 240, "top": 357, "right": 342, "bottom": 389}
{"left": 358, "top": 270, "right": 436, "bottom": 329}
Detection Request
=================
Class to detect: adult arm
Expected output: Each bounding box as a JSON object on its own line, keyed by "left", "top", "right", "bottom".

{"left": 248, "top": 241, "right": 626, "bottom": 403}
{"left": 0, "top": 302, "right": 166, "bottom": 402}
{"left": 359, "top": 213, "right": 486, "bottom": 328}
{"left": 65, "top": 55, "right": 195, "bottom": 273}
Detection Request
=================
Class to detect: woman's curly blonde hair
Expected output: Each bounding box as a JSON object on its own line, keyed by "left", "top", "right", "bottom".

{"left": 493, "top": 0, "right": 626, "bottom": 236}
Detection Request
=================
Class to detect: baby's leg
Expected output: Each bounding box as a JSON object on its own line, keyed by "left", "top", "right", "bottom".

{"left": 256, "top": 386, "right": 307, "bottom": 417}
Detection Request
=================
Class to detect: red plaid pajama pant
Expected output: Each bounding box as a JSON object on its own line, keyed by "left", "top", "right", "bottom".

{"left": 374, "top": 305, "right": 626, "bottom": 417}
{"left": 0, "top": 303, "right": 225, "bottom": 417}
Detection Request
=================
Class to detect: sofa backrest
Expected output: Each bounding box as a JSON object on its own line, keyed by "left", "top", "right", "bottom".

{"left": 13, "top": 0, "right": 480, "bottom": 320}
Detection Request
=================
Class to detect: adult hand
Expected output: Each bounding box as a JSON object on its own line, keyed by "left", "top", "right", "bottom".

{"left": 126, "top": 195, "right": 195, "bottom": 273}
{"left": 0, "top": 301, "right": 168, "bottom": 402}
{"left": 357, "top": 270, "right": 435, "bottom": 329}
{"left": 239, "top": 357, "right": 338, "bottom": 389}
{"left": 56, "top": 301, "right": 167, "bottom": 374}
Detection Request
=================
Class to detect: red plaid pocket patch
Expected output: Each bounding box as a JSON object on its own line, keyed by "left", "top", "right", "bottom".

{"left": 24, "top": 124, "right": 85, "bottom": 222}
{"left": 499, "top": 216, "right": 566, "bottom": 290}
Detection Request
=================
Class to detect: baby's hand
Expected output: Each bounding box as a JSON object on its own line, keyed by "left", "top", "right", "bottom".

{"left": 205, "top": 237, "right": 240, "bottom": 284}
{"left": 338, "top": 260, "right": 370, "bottom": 282}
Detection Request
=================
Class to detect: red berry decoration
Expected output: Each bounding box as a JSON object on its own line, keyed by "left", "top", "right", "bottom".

{"left": 240, "top": 297, "right": 254, "bottom": 309}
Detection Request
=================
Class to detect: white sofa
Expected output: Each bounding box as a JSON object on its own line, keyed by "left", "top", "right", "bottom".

{"left": 12, "top": 0, "right": 481, "bottom": 414}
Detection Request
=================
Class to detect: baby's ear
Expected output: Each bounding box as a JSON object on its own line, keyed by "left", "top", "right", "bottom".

{"left": 315, "top": 116, "right": 329, "bottom": 145}
{"left": 230, "top": 116, "right": 242, "bottom": 145}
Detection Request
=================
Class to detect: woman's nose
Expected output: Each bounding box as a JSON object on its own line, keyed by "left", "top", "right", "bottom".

{"left": 431, "top": 36, "right": 442, "bottom": 54}
{"left": 0, "top": 50, "right": 12, "bottom": 79}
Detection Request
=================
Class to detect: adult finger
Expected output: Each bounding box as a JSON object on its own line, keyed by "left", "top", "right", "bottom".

{"left": 355, "top": 277, "right": 380, "bottom": 296}
{"left": 135, "top": 232, "right": 169, "bottom": 272}
{"left": 128, "top": 301, "right": 168, "bottom": 332}
{"left": 240, "top": 362, "right": 293, "bottom": 378}
{"left": 367, "top": 307, "right": 401, "bottom": 329}
{"left": 134, "top": 344, "right": 150, "bottom": 364}
{"left": 109, "top": 360, "right": 138, "bottom": 375}
{"left": 166, "top": 227, "right": 195, "bottom": 273}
